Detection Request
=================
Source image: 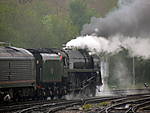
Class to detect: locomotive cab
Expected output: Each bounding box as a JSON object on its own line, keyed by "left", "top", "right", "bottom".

{"left": 40, "top": 53, "right": 63, "bottom": 83}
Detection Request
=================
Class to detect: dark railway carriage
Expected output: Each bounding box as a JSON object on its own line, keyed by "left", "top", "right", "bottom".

{"left": 0, "top": 46, "right": 36, "bottom": 101}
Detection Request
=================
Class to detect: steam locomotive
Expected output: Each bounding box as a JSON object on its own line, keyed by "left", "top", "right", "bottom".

{"left": 0, "top": 44, "right": 102, "bottom": 102}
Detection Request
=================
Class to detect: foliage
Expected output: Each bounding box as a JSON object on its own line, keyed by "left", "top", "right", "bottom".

{"left": 41, "top": 14, "right": 78, "bottom": 48}
{"left": 82, "top": 104, "right": 93, "bottom": 110}
{"left": 0, "top": 1, "right": 48, "bottom": 47}
{"left": 69, "top": 0, "right": 99, "bottom": 33}
{"left": 0, "top": 0, "right": 80, "bottom": 48}
{"left": 97, "top": 101, "right": 110, "bottom": 106}
{"left": 108, "top": 49, "right": 150, "bottom": 88}
{"left": 0, "top": 0, "right": 115, "bottom": 48}
{"left": 108, "top": 50, "right": 133, "bottom": 88}
{"left": 134, "top": 58, "right": 150, "bottom": 84}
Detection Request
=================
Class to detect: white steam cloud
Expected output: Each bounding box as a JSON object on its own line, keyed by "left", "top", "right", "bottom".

{"left": 66, "top": 0, "right": 150, "bottom": 91}
{"left": 66, "top": 35, "right": 150, "bottom": 59}
{"left": 67, "top": 0, "right": 150, "bottom": 59}
{"left": 81, "top": 0, "right": 150, "bottom": 38}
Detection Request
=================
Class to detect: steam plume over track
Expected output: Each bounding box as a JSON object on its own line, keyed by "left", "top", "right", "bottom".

{"left": 81, "top": 0, "right": 150, "bottom": 38}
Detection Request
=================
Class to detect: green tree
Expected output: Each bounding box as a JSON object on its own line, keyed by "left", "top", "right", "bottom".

{"left": 69, "top": 0, "right": 98, "bottom": 33}
{"left": 0, "top": 0, "right": 116, "bottom": 48}
{"left": 42, "top": 14, "right": 78, "bottom": 48}
{"left": 0, "top": 0, "right": 57, "bottom": 48}
{"left": 0, "top": 1, "right": 19, "bottom": 43}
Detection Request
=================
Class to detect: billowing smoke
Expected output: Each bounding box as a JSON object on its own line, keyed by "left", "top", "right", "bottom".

{"left": 67, "top": 0, "right": 150, "bottom": 58}
{"left": 66, "top": 35, "right": 150, "bottom": 59}
{"left": 81, "top": 0, "right": 150, "bottom": 38}
{"left": 118, "top": 0, "right": 134, "bottom": 8}
{"left": 66, "top": 0, "right": 150, "bottom": 91}
{"left": 112, "top": 56, "right": 132, "bottom": 88}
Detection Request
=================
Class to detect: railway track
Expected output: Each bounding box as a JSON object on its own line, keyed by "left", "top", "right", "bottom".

{"left": 58, "top": 91, "right": 150, "bottom": 113}
{"left": 85, "top": 93, "right": 150, "bottom": 113}
{"left": 0, "top": 99, "right": 66, "bottom": 113}
{"left": 16, "top": 94, "right": 150, "bottom": 113}
{"left": 16, "top": 97, "right": 119, "bottom": 113}
{"left": 0, "top": 96, "right": 118, "bottom": 113}
{"left": 101, "top": 96, "right": 150, "bottom": 113}
{"left": 1, "top": 89, "right": 150, "bottom": 113}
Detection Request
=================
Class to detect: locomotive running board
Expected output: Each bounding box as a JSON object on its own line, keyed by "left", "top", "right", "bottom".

{"left": 65, "top": 69, "right": 99, "bottom": 73}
